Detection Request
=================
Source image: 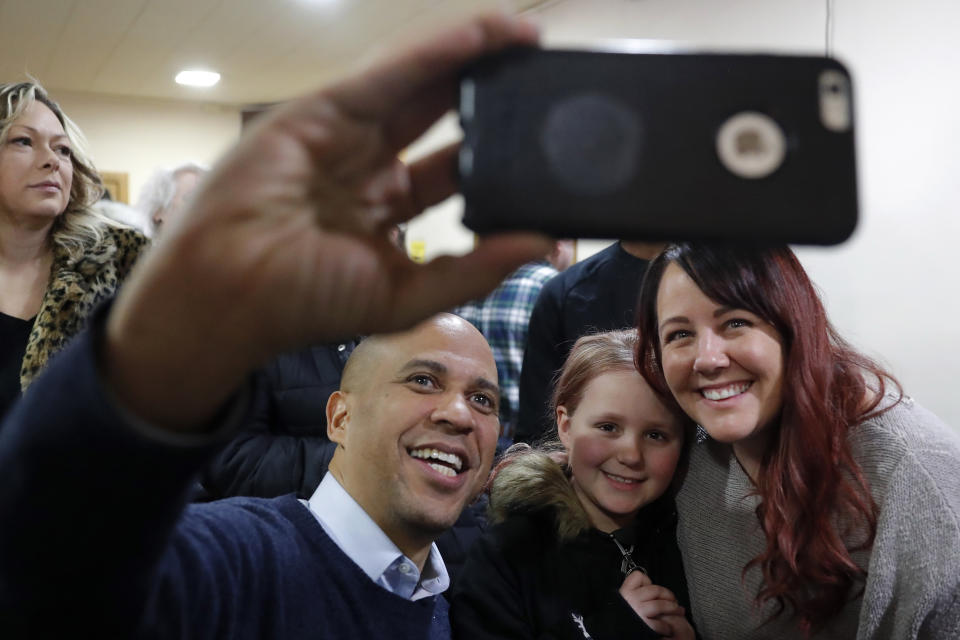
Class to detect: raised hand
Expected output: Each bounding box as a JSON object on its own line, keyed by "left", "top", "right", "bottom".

{"left": 103, "top": 13, "right": 552, "bottom": 431}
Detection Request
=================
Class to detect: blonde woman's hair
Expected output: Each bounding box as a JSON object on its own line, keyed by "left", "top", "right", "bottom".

{"left": 1, "top": 81, "right": 124, "bottom": 261}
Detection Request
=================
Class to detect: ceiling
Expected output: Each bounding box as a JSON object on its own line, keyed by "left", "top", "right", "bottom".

{"left": 0, "top": 0, "right": 556, "bottom": 107}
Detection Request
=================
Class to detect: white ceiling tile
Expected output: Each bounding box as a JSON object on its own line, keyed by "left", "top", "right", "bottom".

{"left": 0, "top": 0, "right": 79, "bottom": 85}
{"left": 0, "top": 0, "right": 549, "bottom": 105}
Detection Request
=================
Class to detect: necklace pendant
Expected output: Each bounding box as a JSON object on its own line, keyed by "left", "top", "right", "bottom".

{"left": 621, "top": 555, "right": 642, "bottom": 576}
{"left": 609, "top": 535, "right": 647, "bottom": 577}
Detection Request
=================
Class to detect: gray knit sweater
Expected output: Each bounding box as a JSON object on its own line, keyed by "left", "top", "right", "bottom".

{"left": 676, "top": 398, "right": 960, "bottom": 639}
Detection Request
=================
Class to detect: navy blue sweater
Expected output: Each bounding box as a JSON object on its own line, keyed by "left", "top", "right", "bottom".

{"left": 0, "top": 310, "right": 449, "bottom": 639}
{"left": 149, "top": 495, "right": 450, "bottom": 639}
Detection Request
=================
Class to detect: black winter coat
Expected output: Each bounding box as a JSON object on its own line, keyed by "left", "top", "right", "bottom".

{"left": 450, "top": 496, "right": 691, "bottom": 640}
{"left": 201, "top": 341, "right": 355, "bottom": 499}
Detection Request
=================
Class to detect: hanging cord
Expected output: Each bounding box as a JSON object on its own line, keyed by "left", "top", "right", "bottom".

{"left": 825, "top": 0, "right": 835, "bottom": 57}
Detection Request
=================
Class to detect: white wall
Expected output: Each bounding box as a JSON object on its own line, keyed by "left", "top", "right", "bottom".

{"left": 43, "top": 0, "right": 959, "bottom": 428}
{"left": 405, "top": 0, "right": 959, "bottom": 429}
{"left": 54, "top": 91, "right": 241, "bottom": 214}
{"left": 404, "top": 113, "right": 475, "bottom": 261}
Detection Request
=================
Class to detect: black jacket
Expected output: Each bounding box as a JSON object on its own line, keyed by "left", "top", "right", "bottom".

{"left": 201, "top": 341, "right": 355, "bottom": 500}
{"left": 515, "top": 243, "right": 651, "bottom": 444}
{"left": 449, "top": 454, "right": 690, "bottom": 640}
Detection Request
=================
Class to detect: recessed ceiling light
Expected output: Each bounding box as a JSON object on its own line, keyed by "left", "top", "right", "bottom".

{"left": 175, "top": 70, "right": 221, "bottom": 88}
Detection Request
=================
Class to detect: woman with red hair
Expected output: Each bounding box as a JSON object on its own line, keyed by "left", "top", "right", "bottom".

{"left": 635, "top": 242, "right": 960, "bottom": 639}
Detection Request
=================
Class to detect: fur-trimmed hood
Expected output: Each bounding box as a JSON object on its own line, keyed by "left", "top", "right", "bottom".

{"left": 487, "top": 449, "right": 593, "bottom": 543}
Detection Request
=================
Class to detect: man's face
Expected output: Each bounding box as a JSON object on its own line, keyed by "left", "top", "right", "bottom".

{"left": 327, "top": 315, "right": 500, "bottom": 554}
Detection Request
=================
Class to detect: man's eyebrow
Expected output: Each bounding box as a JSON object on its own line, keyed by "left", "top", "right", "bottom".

{"left": 400, "top": 359, "right": 447, "bottom": 375}
{"left": 399, "top": 358, "right": 500, "bottom": 396}
{"left": 473, "top": 377, "right": 500, "bottom": 397}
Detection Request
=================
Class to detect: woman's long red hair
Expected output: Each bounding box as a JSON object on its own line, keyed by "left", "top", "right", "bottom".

{"left": 635, "top": 243, "right": 899, "bottom": 635}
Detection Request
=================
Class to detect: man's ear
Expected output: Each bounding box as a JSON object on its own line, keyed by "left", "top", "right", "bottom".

{"left": 556, "top": 405, "right": 571, "bottom": 448}
{"left": 327, "top": 390, "right": 350, "bottom": 444}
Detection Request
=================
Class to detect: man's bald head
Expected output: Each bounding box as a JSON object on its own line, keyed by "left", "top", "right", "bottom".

{"left": 340, "top": 313, "right": 493, "bottom": 394}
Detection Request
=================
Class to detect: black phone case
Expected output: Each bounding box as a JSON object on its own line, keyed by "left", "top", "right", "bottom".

{"left": 459, "top": 48, "right": 858, "bottom": 245}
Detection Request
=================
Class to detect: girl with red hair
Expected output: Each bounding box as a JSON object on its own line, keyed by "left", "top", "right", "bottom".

{"left": 635, "top": 242, "right": 960, "bottom": 639}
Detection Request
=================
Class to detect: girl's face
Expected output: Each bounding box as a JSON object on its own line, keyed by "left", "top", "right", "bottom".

{"left": 655, "top": 262, "right": 786, "bottom": 466}
{"left": 558, "top": 369, "right": 685, "bottom": 533}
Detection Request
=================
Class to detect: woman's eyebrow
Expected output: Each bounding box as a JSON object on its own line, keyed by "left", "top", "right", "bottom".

{"left": 659, "top": 315, "right": 689, "bottom": 331}
{"left": 8, "top": 124, "right": 69, "bottom": 141}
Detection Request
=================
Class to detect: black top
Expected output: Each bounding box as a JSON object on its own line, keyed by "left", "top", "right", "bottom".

{"left": 449, "top": 497, "right": 691, "bottom": 640}
{"left": 0, "top": 311, "right": 33, "bottom": 420}
{"left": 516, "top": 242, "right": 651, "bottom": 443}
{"left": 201, "top": 341, "right": 357, "bottom": 500}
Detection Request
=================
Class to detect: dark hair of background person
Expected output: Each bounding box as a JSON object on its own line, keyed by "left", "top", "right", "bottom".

{"left": 515, "top": 241, "right": 661, "bottom": 445}
{"left": 634, "top": 242, "right": 900, "bottom": 633}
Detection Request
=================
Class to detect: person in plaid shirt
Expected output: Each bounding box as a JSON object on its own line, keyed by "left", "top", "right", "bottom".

{"left": 455, "top": 240, "right": 573, "bottom": 442}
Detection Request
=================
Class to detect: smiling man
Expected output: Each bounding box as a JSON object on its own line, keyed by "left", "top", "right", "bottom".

{"left": 0, "top": 12, "right": 550, "bottom": 639}
{"left": 306, "top": 314, "right": 501, "bottom": 603}
{"left": 0, "top": 315, "right": 505, "bottom": 640}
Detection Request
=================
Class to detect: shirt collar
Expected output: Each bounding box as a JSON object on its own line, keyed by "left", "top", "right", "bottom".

{"left": 303, "top": 473, "right": 450, "bottom": 599}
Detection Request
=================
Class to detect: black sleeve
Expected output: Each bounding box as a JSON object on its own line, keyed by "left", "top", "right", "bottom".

{"left": 201, "top": 369, "right": 336, "bottom": 499}
{"left": 0, "top": 308, "right": 244, "bottom": 636}
{"left": 435, "top": 495, "right": 489, "bottom": 590}
{"left": 449, "top": 529, "right": 542, "bottom": 640}
{"left": 515, "top": 280, "right": 566, "bottom": 444}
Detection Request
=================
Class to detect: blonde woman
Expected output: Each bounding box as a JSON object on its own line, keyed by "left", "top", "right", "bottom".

{"left": 0, "top": 82, "right": 146, "bottom": 417}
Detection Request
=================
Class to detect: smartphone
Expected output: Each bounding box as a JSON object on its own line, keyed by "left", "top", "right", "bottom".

{"left": 458, "top": 48, "right": 857, "bottom": 245}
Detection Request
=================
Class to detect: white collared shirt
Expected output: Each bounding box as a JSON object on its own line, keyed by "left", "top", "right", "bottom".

{"left": 300, "top": 473, "right": 449, "bottom": 601}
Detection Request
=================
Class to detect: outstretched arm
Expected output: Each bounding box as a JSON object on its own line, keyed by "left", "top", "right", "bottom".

{"left": 0, "top": 11, "right": 549, "bottom": 634}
